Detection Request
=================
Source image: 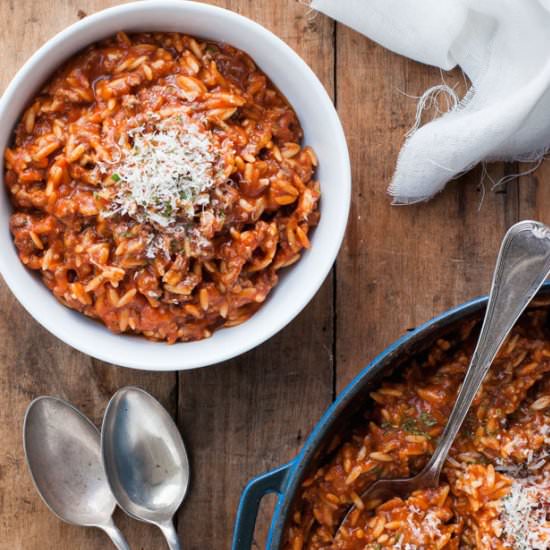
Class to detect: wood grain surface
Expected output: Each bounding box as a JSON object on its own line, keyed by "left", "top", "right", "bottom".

{"left": 0, "top": 1, "right": 547, "bottom": 549}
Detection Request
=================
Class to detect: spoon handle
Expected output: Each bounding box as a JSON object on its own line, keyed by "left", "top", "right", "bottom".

{"left": 426, "top": 220, "right": 550, "bottom": 480}
{"left": 158, "top": 520, "right": 181, "bottom": 550}
{"left": 98, "top": 518, "right": 131, "bottom": 550}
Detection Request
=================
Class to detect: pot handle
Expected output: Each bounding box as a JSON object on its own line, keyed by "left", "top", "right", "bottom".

{"left": 232, "top": 462, "right": 293, "bottom": 550}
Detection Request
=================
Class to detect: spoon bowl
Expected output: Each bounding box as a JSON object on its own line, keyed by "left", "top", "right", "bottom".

{"left": 23, "top": 396, "right": 130, "bottom": 549}
{"left": 101, "top": 387, "right": 189, "bottom": 550}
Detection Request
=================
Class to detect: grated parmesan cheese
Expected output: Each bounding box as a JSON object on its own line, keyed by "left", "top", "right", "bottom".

{"left": 500, "top": 473, "right": 550, "bottom": 549}
{"left": 387, "top": 505, "right": 442, "bottom": 550}
{"left": 497, "top": 422, "right": 550, "bottom": 549}
{"left": 103, "top": 114, "right": 224, "bottom": 231}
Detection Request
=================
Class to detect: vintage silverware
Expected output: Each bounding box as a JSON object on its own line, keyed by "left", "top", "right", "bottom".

{"left": 23, "top": 396, "right": 130, "bottom": 549}
{"left": 101, "top": 387, "right": 189, "bottom": 550}
{"left": 336, "top": 219, "right": 550, "bottom": 535}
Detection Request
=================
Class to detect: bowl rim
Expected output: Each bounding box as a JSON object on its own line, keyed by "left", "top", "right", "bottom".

{"left": 0, "top": 0, "right": 351, "bottom": 370}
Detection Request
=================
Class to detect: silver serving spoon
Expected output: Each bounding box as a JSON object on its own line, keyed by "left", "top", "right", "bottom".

{"left": 23, "top": 396, "right": 130, "bottom": 550}
{"left": 336, "top": 219, "right": 550, "bottom": 535}
{"left": 101, "top": 387, "right": 189, "bottom": 550}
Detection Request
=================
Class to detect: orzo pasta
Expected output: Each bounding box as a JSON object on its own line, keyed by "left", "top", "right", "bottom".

{"left": 283, "top": 312, "right": 550, "bottom": 549}
{"left": 4, "top": 32, "right": 320, "bottom": 342}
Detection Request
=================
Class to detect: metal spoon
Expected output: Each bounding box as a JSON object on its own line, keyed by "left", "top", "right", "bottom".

{"left": 101, "top": 387, "right": 189, "bottom": 550}
{"left": 23, "top": 396, "right": 130, "bottom": 550}
{"left": 336, "top": 219, "right": 550, "bottom": 535}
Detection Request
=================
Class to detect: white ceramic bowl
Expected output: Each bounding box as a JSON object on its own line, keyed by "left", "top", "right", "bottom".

{"left": 0, "top": 0, "right": 350, "bottom": 370}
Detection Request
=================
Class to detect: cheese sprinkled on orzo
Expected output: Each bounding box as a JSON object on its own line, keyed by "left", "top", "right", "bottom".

{"left": 104, "top": 114, "right": 224, "bottom": 229}
{"left": 500, "top": 473, "right": 550, "bottom": 549}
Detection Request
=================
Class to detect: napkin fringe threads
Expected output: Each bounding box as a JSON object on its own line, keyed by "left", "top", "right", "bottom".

{"left": 308, "top": 0, "right": 550, "bottom": 204}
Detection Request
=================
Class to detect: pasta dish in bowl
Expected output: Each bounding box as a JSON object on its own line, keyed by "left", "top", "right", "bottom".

{"left": 0, "top": 1, "right": 350, "bottom": 369}
{"left": 6, "top": 31, "right": 320, "bottom": 343}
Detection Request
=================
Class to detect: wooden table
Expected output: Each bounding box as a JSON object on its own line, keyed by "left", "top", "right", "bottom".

{"left": 1, "top": 1, "right": 548, "bottom": 548}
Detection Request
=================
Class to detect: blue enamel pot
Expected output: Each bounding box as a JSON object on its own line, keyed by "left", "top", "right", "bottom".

{"left": 231, "top": 283, "right": 550, "bottom": 550}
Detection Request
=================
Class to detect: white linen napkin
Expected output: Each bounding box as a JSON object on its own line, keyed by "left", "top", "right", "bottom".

{"left": 310, "top": 0, "right": 550, "bottom": 204}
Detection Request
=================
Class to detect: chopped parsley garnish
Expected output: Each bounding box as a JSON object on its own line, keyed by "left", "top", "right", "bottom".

{"left": 162, "top": 202, "right": 173, "bottom": 217}
{"left": 369, "top": 465, "right": 383, "bottom": 477}
{"left": 111, "top": 172, "right": 121, "bottom": 182}
{"left": 401, "top": 418, "right": 417, "bottom": 432}
{"left": 401, "top": 417, "right": 432, "bottom": 439}
{"left": 205, "top": 44, "right": 219, "bottom": 54}
{"left": 420, "top": 411, "right": 437, "bottom": 427}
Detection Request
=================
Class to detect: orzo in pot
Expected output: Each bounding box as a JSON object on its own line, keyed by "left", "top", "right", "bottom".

{"left": 283, "top": 312, "right": 550, "bottom": 550}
